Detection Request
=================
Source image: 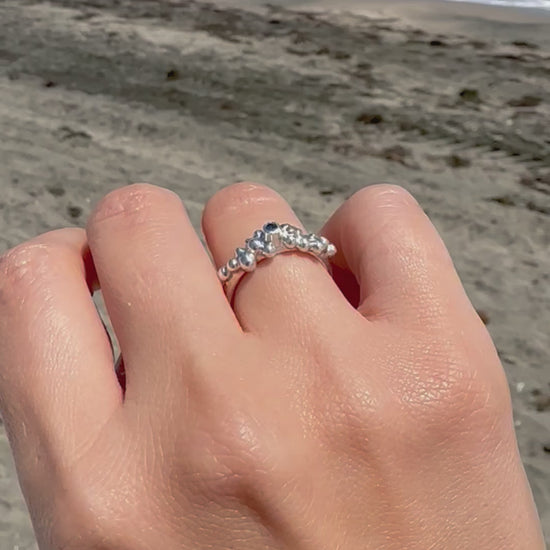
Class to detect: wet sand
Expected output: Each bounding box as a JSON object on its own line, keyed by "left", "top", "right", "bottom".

{"left": 0, "top": 0, "right": 549, "bottom": 547}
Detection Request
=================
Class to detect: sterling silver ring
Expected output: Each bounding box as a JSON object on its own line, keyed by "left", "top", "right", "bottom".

{"left": 217, "top": 222, "right": 337, "bottom": 285}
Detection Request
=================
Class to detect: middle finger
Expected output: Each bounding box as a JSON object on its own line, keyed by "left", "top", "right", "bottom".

{"left": 86, "top": 184, "right": 240, "bottom": 400}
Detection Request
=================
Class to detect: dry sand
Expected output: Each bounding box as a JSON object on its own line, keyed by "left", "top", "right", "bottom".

{"left": 0, "top": 0, "right": 549, "bottom": 547}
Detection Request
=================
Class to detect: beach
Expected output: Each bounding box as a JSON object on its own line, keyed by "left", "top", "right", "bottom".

{"left": 0, "top": 0, "right": 549, "bottom": 546}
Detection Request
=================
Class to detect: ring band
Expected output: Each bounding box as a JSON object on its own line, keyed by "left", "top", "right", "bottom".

{"left": 217, "top": 222, "right": 337, "bottom": 285}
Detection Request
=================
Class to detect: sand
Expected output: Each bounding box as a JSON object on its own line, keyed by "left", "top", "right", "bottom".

{"left": 0, "top": 0, "right": 549, "bottom": 547}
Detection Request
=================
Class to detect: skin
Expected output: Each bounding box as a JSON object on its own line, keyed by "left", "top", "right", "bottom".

{"left": 0, "top": 182, "right": 544, "bottom": 549}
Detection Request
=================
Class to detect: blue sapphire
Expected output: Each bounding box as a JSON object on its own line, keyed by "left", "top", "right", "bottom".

{"left": 264, "top": 222, "right": 279, "bottom": 233}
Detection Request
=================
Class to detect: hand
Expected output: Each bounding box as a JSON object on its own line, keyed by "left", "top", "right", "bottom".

{"left": 0, "top": 183, "right": 544, "bottom": 549}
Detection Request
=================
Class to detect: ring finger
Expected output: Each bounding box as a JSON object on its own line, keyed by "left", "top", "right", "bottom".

{"left": 201, "top": 183, "right": 358, "bottom": 339}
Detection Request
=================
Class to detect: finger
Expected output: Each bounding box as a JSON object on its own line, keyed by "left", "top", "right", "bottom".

{"left": 0, "top": 228, "right": 121, "bottom": 469}
{"left": 321, "top": 185, "right": 479, "bottom": 327}
{"left": 202, "top": 182, "right": 356, "bottom": 337}
{"left": 86, "top": 184, "right": 240, "bottom": 402}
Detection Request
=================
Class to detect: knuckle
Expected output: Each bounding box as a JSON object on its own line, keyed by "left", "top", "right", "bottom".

{"left": 398, "top": 357, "right": 511, "bottom": 443}
{"left": 351, "top": 183, "right": 418, "bottom": 211}
{"left": 88, "top": 183, "right": 180, "bottom": 225}
{"left": 182, "top": 390, "right": 273, "bottom": 501}
{"left": 205, "top": 182, "right": 281, "bottom": 219}
{"left": 0, "top": 242, "right": 60, "bottom": 296}
{"left": 48, "top": 455, "right": 147, "bottom": 550}
{"left": 346, "top": 184, "right": 449, "bottom": 270}
{"left": 49, "top": 485, "right": 126, "bottom": 550}
{"left": 321, "top": 393, "right": 377, "bottom": 456}
{"left": 316, "top": 365, "right": 382, "bottom": 455}
{"left": 203, "top": 408, "right": 269, "bottom": 489}
{"left": 0, "top": 229, "right": 85, "bottom": 308}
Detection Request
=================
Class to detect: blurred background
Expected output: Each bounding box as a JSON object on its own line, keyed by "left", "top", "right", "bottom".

{"left": 0, "top": 0, "right": 549, "bottom": 547}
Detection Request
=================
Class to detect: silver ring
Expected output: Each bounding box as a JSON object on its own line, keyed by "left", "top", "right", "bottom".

{"left": 217, "top": 222, "right": 337, "bottom": 285}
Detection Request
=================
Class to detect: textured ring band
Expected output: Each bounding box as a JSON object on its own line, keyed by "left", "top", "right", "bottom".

{"left": 217, "top": 222, "right": 337, "bottom": 285}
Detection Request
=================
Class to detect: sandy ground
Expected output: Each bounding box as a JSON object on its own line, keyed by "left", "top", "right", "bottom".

{"left": 0, "top": 0, "right": 549, "bottom": 547}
